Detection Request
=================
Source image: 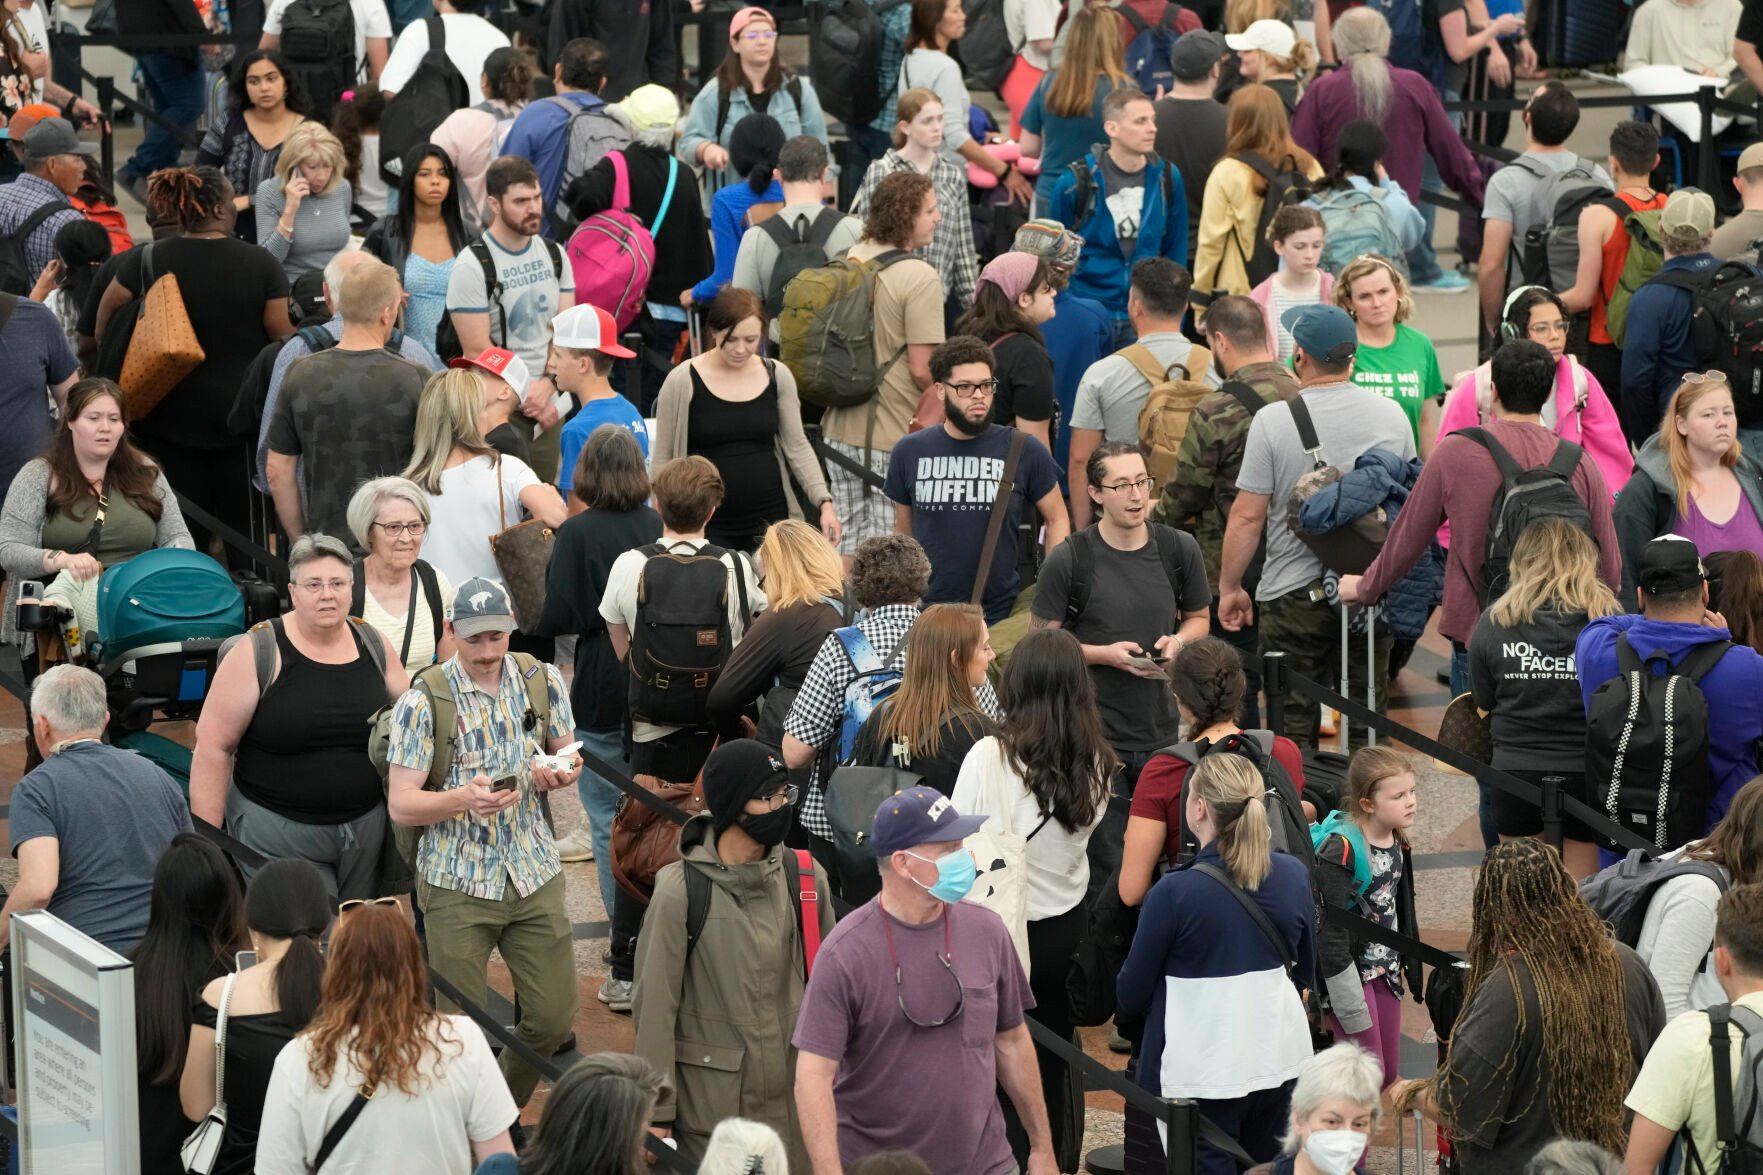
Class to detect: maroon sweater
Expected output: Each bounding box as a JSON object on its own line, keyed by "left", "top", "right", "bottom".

{"left": 1356, "top": 419, "right": 1622, "bottom": 645}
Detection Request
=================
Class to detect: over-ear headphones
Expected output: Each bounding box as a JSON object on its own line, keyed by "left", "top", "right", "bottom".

{"left": 1499, "top": 284, "right": 1550, "bottom": 344}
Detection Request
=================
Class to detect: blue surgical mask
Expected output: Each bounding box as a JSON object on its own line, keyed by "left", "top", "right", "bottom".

{"left": 906, "top": 849, "right": 976, "bottom": 904}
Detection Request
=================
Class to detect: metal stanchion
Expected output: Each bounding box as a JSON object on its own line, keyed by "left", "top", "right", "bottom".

{"left": 1698, "top": 85, "right": 1718, "bottom": 194}
{"left": 1540, "top": 774, "right": 1565, "bottom": 851}
{"left": 1162, "top": 1099, "right": 1197, "bottom": 1175}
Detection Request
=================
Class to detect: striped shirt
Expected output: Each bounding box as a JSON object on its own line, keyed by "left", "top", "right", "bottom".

{"left": 385, "top": 654, "right": 575, "bottom": 901}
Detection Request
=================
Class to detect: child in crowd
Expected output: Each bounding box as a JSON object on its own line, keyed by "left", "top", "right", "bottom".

{"left": 1249, "top": 205, "right": 1332, "bottom": 368}
{"left": 1314, "top": 745, "right": 1423, "bottom": 1096}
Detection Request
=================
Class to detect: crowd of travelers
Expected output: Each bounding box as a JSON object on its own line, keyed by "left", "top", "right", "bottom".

{"left": 20, "top": 0, "right": 1763, "bottom": 1171}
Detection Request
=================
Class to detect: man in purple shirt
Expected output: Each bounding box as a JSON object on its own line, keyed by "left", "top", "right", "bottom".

{"left": 792, "top": 787, "right": 1055, "bottom": 1175}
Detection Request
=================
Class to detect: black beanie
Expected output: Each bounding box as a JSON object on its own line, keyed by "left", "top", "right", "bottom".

{"left": 699, "top": 739, "right": 789, "bottom": 833}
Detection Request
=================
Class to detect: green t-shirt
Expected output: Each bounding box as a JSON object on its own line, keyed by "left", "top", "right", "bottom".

{"left": 1349, "top": 323, "right": 1444, "bottom": 443}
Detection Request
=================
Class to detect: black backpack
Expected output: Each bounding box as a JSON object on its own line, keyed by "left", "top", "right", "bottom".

{"left": 0, "top": 200, "right": 72, "bottom": 296}
{"left": 959, "top": 0, "right": 1013, "bottom": 93}
{"left": 760, "top": 207, "right": 843, "bottom": 317}
{"left": 377, "top": 16, "right": 468, "bottom": 187}
{"left": 1232, "top": 152, "right": 1315, "bottom": 289}
{"left": 810, "top": 0, "right": 911, "bottom": 126}
{"left": 1066, "top": 148, "right": 1176, "bottom": 238}
{"left": 1686, "top": 1003, "right": 1763, "bottom": 1175}
{"left": 433, "top": 237, "right": 564, "bottom": 363}
{"left": 228, "top": 321, "right": 407, "bottom": 441}
{"left": 1154, "top": 731, "right": 1312, "bottom": 873}
{"left": 1060, "top": 521, "right": 1195, "bottom": 629}
{"left": 1457, "top": 427, "right": 1593, "bottom": 606}
{"left": 626, "top": 541, "right": 752, "bottom": 729}
{"left": 1514, "top": 156, "right": 1609, "bottom": 291}
{"left": 279, "top": 0, "right": 357, "bottom": 121}
{"left": 1652, "top": 261, "right": 1763, "bottom": 429}
{"left": 1585, "top": 634, "right": 1730, "bottom": 853}
{"left": 1580, "top": 847, "right": 1730, "bottom": 952}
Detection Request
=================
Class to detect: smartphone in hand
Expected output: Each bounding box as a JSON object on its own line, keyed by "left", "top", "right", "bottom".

{"left": 491, "top": 774, "right": 519, "bottom": 793}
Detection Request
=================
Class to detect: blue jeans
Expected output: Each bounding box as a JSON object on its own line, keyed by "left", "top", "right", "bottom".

{"left": 126, "top": 52, "right": 205, "bottom": 180}
{"left": 1408, "top": 150, "right": 1445, "bottom": 285}
{"left": 574, "top": 725, "right": 627, "bottom": 918}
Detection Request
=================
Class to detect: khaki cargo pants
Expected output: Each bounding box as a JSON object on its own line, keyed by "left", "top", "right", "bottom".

{"left": 1257, "top": 585, "right": 1390, "bottom": 752}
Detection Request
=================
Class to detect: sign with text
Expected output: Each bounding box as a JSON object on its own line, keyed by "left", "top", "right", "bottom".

{"left": 10, "top": 911, "right": 138, "bottom": 1175}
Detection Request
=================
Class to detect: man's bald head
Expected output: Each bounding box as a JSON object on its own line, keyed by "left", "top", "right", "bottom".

{"left": 323, "top": 250, "right": 371, "bottom": 314}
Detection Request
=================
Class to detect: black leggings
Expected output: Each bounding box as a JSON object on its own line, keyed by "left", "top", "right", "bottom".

{"left": 1003, "top": 901, "right": 1088, "bottom": 1170}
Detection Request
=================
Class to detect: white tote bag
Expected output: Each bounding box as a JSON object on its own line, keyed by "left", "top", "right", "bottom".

{"left": 963, "top": 744, "right": 1050, "bottom": 979}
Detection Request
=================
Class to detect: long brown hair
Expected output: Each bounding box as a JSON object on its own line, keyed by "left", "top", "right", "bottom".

{"left": 877, "top": 603, "right": 989, "bottom": 760}
{"left": 1047, "top": 4, "right": 1131, "bottom": 119}
{"left": 45, "top": 378, "right": 166, "bottom": 524}
{"left": 997, "top": 628, "right": 1117, "bottom": 832}
{"left": 715, "top": 10, "right": 785, "bottom": 96}
{"left": 1225, "top": 84, "right": 1317, "bottom": 192}
{"left": 1709, "top": 549, "right": 1763, "bottom": 654}
{"left": 303, "top": 904, "right": 460, "bottom": 1095}
{"left": 1662, "top": 376, "right": 1743, "bottom": 517}
{"left": 905, "top": 0, "right": 950, "bottom": 52}
{"left": 1687, "top": 776, "right": 1763, "bottom": 886}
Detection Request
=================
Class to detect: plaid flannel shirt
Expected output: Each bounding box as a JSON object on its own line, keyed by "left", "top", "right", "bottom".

{"left": 853, "top": 149, "right": 978, "bottom": 311}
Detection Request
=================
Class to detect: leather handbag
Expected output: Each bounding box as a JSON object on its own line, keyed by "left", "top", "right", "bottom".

{"left": 119, "top": 242, "right": 205, "bottom": 420}
{"left": 610, "top": 773, "right": 707, "bottom": 904}
{"left": 180, "top": 971, "right": 238, "bottom": 1174}
{"left": 489, "top": 456, "right": 554, "bottom": 630}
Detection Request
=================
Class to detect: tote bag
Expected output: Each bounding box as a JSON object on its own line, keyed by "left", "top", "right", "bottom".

{"left": 963, "top": 743, "right": 1049, "bottom": 977}
{"left": 119, "top": 242, "right": 205, "bottom": 419}
{"left": 489, "top": 457, "right": 554, "bottom": 629}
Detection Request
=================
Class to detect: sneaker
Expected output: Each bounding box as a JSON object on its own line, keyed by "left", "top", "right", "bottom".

{"left": 555, "top": 826, "right": 594, "bottom": 862}
{"left": 1413, "top": 269, "right": 1472, "bottom": 293}
{"left": 597, "top": 976, "right": 632, "bottom": 1012}
{"left": 1109, "top": 1029, "right": 1132, "bottom": 1054}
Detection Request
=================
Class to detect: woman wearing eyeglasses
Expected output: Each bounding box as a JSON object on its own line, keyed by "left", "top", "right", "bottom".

{"left": 190, "top": 533, "right": 410, "bottom": 903}
{"left": 346, "top": 477, "right": 456, "bottom": 674}
{"left": 631, "top": 738, "right": 833, "bottom": 1168}
{"left": 676, "top": 6, "right": 827, "bottom": 194}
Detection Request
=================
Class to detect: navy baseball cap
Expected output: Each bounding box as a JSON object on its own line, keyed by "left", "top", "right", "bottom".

{"left": 1280, "top": 303, "right": 1359, "bottom": 364}
{"left": 871, "top": 786, "right": 988, "bottom": 856}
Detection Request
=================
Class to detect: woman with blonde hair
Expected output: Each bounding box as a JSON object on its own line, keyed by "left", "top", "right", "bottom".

{"left": 1468, "top": 519, "right": 1619, "bottom": 877}
{"left": 401, "top": 368, "right": 566, "bottom": 589}
{"left": 1118, "top": 750, "right": 1316, "bottom": 1171}
{"left": 850, "top": 602, "right": 994, "bottom": 800}
{"left": 1615, "top": 374, "right": 1763, "bottom": 608}
{"left": 708, "top": 517, "right": 848, "bottom": 745}
{"left": 256, "top": 902, "right": 518, "bottom": 1173}
{"left": 1192, "top": 84, "right": 1322, "bottom": 301}
{"left": 1019, "top": 4, "right": 1132, "bottom": 207}
{"left": 255, "top": 121, "right": 353, "bottom": 281}
{"left": 1334, "top": 253, "right": 1444, "bottom": 452}
{"left": 1227, "top": 20, "right": 1316, "bottom": 112}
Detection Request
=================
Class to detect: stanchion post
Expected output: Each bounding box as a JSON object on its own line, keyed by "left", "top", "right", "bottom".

{"left": 1540, "top": 772, "right": 1564, "bottom": 851}
{"left": 96, "top": 75, "right": 114, "bottom": 186}
{"left": 1162, "top": 1100, "right": 1197, "bottom": 1175}
{"left": 1698, "top": 85, "right": 1717, "bottom": 194}
{"left": 1262, "top": 651, "right": 1286, "bottom": 738}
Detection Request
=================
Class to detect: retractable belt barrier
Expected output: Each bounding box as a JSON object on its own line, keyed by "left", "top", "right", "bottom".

{"left": 812, "top": 434, "right": 887, "bottom": 491}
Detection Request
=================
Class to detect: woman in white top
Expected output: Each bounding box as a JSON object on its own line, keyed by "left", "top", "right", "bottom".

{"left": 401, "top": 368, "right": 566, "bottom": 590}
{"left": 952, "top": 625, "right": 1114, "bottom": 1169}
{"left": 898, "top": 0, "right": 1034, "bottom": 204}
{"left": 256, "top": 901, "right": 517, "bottom": 1174}
{"left": 346, "top": 477, "right": 456, "bottom": 673}
{"left": 1631, "top": 776, "right": 1763, "bottom": 1020}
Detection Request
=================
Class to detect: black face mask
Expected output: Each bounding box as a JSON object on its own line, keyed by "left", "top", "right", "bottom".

{"left": 737, "top": 806, "right": 793, "bottom": 848}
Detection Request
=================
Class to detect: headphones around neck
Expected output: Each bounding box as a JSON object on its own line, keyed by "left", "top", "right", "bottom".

{"left": 1499, "top": 284, "right": 1550, "bottom": 344}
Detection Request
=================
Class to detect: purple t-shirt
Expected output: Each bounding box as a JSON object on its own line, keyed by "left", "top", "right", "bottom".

{"left": 791, "top": 897, "right": 1034, "bottom": 1175}
{"left": 1672, "top": 490, "right": 1763, "bottom": 562}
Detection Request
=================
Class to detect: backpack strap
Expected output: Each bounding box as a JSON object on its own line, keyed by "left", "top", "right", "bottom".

{"left": 789, "top": 847, "right": 820, "bottom": 976}
{"left": 467, "top": 239, "right": 502, "bottom": 346}
{"left": 425, "top": 12, "right": 445, "bottom": 57}
{"left": 1062, "top": 526, "right": 1097, "bottom": 629}
{"left": 1545, "top": 437, "right": 1584, "bottom": 480}
{"left": 1118, "top": 343, "right": 1169, "bottom": 387}
{"left": 349, "top": 564, "right": 367, "bottom": 619}
{"left": 509, "top": 651, "right": 552, "bottom": 737}
{"left": 10, "top": 199, "right": 72, "bottom": 247}
{"left": 760, "top": 211, "right": 798, "bottom": 250}
{"left": 683, "top": 865, "right": 712, "bottom": 960}
{"left": 1713, "top": 1003, "right": 1742, "bottom": 1152}
{"left": 834, "top": 624, "right": 883, "bottom": 674}
{"left": 1069, "top": 157, "right": 1096, "bottom": 230}
{"left": 414, "top": 662, "right": 458, "bottom": 787}
{"left": 414, "top": 559, "right": 444, "bottom": 648}
{"left": 248, "top": 619, "right": 279, "bottom": 696}
{"left": 1646, "top": 267, "right": 1705, "bottom": 295}
{"left": 1148, "top": 523, "right": 1190, "bottom": 611}
{"left": 715, "top": 82, "right": 733, "bottom": 144}
{"left": 1117, "top": 2, "right": 1150, "bottom": 34}
{"left": 1455, "top": 426, "right": 1524, "bottom": 482}
{"left": 1219, "top": 378, "right": 1265, "bottom": 418}
{"left": 805, "top": 205, "right": 842, "bottom": 248}
{"left": 1678, "top": 639, "right": 1735, "bottom": 685}
{"left": 347, "top": 615, "right": 388, "bottom": 679}
{"left": 1191, "top": 861, "right": 1298, "bottom": 974}
{"left": 608, "top": 150, "right": 632, "bottom": 213}
{"left": 730, "top": 551, "right": 753, "bottom": 627}
{"left": 1159, "top": 2, "right": 1181, "bottom": 31}
{"left": 653, "top": 157, "right": 681, "bottom": 231}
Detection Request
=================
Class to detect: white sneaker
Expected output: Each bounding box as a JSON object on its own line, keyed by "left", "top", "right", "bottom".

{"left": 555, "top": 827, "right": 594, "bottom": 862}
{"left": 597, "top": 976, "right": 632, "bottom": 1011}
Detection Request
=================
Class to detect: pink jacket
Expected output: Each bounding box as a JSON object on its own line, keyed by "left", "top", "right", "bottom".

{"left": 1433, "top": 354, "right": 1635, "bottom": 547}
{"left": 1248, "top": 270, "right": 1336, "bottom": 356}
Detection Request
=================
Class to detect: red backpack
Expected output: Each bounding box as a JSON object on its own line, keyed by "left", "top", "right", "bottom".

{"left": 72, "top": 193, "right": 133, "bottom": 257}
{"left": 564, "top": 151, "right": 677, "bottom": 331}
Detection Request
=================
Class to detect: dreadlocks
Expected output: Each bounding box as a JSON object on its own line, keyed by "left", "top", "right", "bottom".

{"left": 147, "top": 166, "right": 231, "bottom": 232}
{"left": 1430, "top": 839, "right": 1631, "bottom": 1154}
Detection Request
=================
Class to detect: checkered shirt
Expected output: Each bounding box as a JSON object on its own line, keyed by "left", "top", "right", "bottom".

{"left": 853, "top": 149, "right": 978, "bottom": 310}
{"left": 0, "top": 173, "right": 81, "bottom": 290}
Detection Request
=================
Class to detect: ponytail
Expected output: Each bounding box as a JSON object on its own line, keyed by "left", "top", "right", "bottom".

{"left": 274, "top": 931, "right": 327, "bottom": 1028}
{"left": 1189, "top": 753, "right": 1272, "bottom": 889}
{"left": 242, "top": 859, "right": 330, "bottom": 1029}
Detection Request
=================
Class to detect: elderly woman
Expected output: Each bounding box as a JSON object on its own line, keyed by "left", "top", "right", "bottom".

{"left": 190, "top": 534, "right": 408, "bottom": 901}
{"left": 1245, "top": 1042, "right": 1384, "bottom": 1175}
{"left": 346, "top": 476, "right": 456, "bottom": 674}
{"left": 255, "top": 121, "right": 354, "bottom": 281}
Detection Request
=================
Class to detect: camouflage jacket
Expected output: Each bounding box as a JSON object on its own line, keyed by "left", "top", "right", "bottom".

{"left": 1155, "top": 360, "right": 1300, "bottom": 591}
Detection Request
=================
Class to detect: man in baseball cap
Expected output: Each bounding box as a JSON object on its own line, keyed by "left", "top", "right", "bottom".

{"left": 792, "top": 783, "right": 1057, "bottom": 1174}
{"left": 1011, "top": 218, "right": 1112, "bottom": 478}
{"left": 550, "top": 303, "right": 650, "bottom": 496}
{"left": 1621, "top": 188, "right": 1719, "bottom": 436}
{"left": 1713, "top": 141, "right": 1763, "bottom": 261}
{"left": 452, "top": 347, "right": 535, "bottom": 461}
{"left": 5, "top": 116, "right": 92, "bottom": 285}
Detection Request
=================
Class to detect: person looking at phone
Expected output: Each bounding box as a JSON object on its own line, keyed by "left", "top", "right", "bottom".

{"left": 1031, "top": 441, "right": 1209, "bottom": 790}
{"left": 383, "top": 575, "right": 582, "bottom": 1110}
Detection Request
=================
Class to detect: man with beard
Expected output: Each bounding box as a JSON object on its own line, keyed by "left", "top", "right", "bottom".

{"left": 883, "top": 336, "right": 1068, "bottom": 624}
{"left": 444, "top": 155, "right": 575, "bottom": 481}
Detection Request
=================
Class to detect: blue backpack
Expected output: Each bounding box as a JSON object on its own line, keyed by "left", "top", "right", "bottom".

{"left": 1119, "top": 3, "right": 1183, "bottom": 98}
{"left": 1310, "top": 187, "right": 1409, "bottom": 280}
{"left": 1310, "top": 810, "right": 1373, "bottom": 897}
{"left": 830, "top": 626, "right": 905, "bottom": 767}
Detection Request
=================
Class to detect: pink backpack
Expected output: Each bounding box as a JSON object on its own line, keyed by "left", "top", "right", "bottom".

{"left": 565, "top": 151, "right": 678, "bottom": 330}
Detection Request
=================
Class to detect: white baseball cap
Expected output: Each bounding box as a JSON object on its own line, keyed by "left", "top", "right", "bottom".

{"left": 449, "top": 347, "right": 531, "bottom": 398}
{"left": 1225, "top": 18, "right": 1298, "bottom": 58}
{"left": 550, "top": 304, "right": 636, "bottom": 358}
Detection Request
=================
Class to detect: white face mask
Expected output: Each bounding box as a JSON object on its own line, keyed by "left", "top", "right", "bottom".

{"left": 1302, "top": 1129, "right": 1367, "bottom": 1175}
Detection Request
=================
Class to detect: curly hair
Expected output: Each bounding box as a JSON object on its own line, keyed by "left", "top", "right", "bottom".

{"left": 304, "top": 903, "right": 461, "bottom": 1096}
{"left": 851, "top": 534, "right": 931, "bottom": 608}
{"left": 1169, "top": 637, "right": 1248, "bottom": 731}
{"left": 862, "top": 170, "right": 934, "bottom": 250}
{"left": 148, "top": 165, "right": 232, "bottom": 231}
{"left": 1334, "top": 253, "right": 1414, "bottom": 325}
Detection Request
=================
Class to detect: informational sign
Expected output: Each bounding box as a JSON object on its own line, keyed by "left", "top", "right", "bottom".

{"left": 9, "top": 911, "right": 138, "bottom": 1175}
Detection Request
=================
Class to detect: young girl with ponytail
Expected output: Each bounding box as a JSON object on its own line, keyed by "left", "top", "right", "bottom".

{"left": 1117, "top": 751, "right": 1317, "bottom": 1173}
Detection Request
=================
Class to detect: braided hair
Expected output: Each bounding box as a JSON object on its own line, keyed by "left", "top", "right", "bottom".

{"left": 1170, "top": 637, "right": 1248, "bottom": 732}
{"left": 147, "top": 166, "right": 232, "bottom": 231}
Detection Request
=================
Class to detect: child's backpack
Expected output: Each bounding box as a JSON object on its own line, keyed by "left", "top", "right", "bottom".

{"left": 1579, "top": 846, "right": 1730, "bottom": 950}
{"left": 1309, "top": 809, "right": 1373, "bottom": 896}
{"left": 549, "top": 96, "right": 633, "bottom": 236}
{"left": 277, "top": 0, "right": 356, "bottom": 121}
{"left": 1119, "top": 2, "right": 1184, "bottom": 98}
{"left": 1515, "top": 157, "right": 1609, "bottom": 291}
{"left": 778, "top": 250, "right": 912, "bottom": 411}
{"left": 378, "top": 16, "right": 469, "bottom": 187}
{"left": 1585, "top": 634, "right": 1729, "bottom": 852}
{"left": 1455, "top": 428, "right": 1593, "bottom": 606}
{"left": 1311, "top": 187, "right": 1407, "bottom": 280}
{"left": 829, "top": 626, "right": 906, "bottom": 769}
{"left": 627, "top": 541, "right": 751, "bottom": 730}
{"left": 809, "top": 0, "right": 910, "bottom": 126}
{"left": 1605, "top": 203, "right": 1667, "bottom": 348}
{"left": 564, "top": 152, "right": 677, "bottom": 331}
{"left": 1121, "top": 345, "right": 1214, "bottom": 485}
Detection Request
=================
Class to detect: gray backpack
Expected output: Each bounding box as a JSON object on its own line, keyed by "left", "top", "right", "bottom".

{"left": 1687, "top": 1003, "right": 1763, "bottom": 1174}
{"left": 548, "top": 95, "right": 632, "bottom": 232}
{"left": 1516, "top": 156, "right": 1609, "bottom": 291}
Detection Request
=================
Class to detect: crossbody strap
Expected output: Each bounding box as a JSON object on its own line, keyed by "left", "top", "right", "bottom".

{"left": 313, "top": 1083, "right": 376, "bottom": 1170}
{"left": 790, "top": 847, "right": 821, "bottom": 976}
{"left": 654, "top": 157, "right": 680, "bottom": 229}
{"left": 970, "top": 429, "right": 1029, "bottom": 607}
{"left": 212, "top": 971, "right": 238, "bottom": 1114}
{"left": 1192, "top": 861, "right": 1297, "bottom": 974}
{"left": 398, "top": 572, "right": 419, "bottom": 667}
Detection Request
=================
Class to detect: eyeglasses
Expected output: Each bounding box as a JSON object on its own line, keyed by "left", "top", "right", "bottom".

{"left": 739, "top": 28, "right": 777, "bottom": 40}
{"left": 882, "top": 907, "right": 964, "bottom": 1027}
{"left": 1525, "top": 320, "right": 1569, "bottom": 338}
{"left": 945, "top": 379, "right": 998, "bottom": 399}
{"left": 1101, "top": 476, "right": 1157, "bottom": 495}
{"left": 339, "top": 897, "right": 400, "bottom": 915}
{"left": 294, "top": 578, "right": 352, "bottom": 595}
{"left": 760, "top": 784, "right": 799, "bottom": 810}
{"left": 372, "top": 520, "right": 427, "bottom": 537}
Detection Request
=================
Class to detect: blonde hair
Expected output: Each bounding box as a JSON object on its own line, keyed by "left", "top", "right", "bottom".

{"left": 401, "top": 369, "right": 492, "bottom": 494}
{"left": 1334, "top": 253, "right": 1414, "bottom": 325}
{"left": 1662, "top": 376, "right": 1743, "bottom": 517}
{"left": 336, "top": 256, "right": 401, "bottom": 324}
{"left": 1048, "top": 4, "right": 1131, "bottom": 119}
{"left": 275, "top": 122, "right": 348, "bottom": 197}
{"left": 1487, "top": 518, "right": 1622, "bottom": 628}
{"left": 757, "top": 519, "right": 845, "bottom": 610}
{"left": 891, "top": 87, "right": 943, "bottom": 151}
{"left": 1189, "top": 752, "right": 1272, "bottom": 889}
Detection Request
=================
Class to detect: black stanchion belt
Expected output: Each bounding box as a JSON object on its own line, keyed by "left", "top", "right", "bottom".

{"left": 173, "top": 491, "right": 290, "bottom": 579}
{"left": 811, "top": 436, "right": 888, "bottom": 492}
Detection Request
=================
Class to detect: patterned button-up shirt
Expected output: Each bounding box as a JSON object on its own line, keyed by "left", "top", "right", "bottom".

{"left": 785, "top": 604, "right": 1000, "bottom": 839}
{"left": 0, "top": 173, "right": 81, "bottom": 289}
{"left": 867, "top": 0, "right": 912, "bottom": 136}
{"left": 852, "top": 149, "right": 979, "bottom": 312}
{"left": 385, "top": 654, "right": 575, "bottom": 901}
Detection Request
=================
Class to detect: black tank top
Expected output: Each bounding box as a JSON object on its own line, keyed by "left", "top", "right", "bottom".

{"left": 234, "top": 619, "right": 387, "bottom": 824}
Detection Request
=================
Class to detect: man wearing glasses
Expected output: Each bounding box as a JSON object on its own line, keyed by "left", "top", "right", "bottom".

{"left": 631, "top": 739, "right": 832, "bottom": 1167}
{"left": 793, "top": 786, "right": 1057, "bottom": 1175}
{"left": 883, "top": 336, "right": 1069, "bottom": 627}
